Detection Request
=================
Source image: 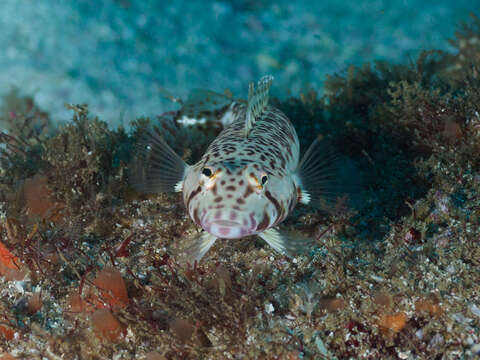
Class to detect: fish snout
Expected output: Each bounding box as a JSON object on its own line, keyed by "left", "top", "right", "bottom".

{"left": 202, "top": 212, "right": 254, "bottom": 239}
{"left": 209, "top": 220, "right": 244, "bottom": 239}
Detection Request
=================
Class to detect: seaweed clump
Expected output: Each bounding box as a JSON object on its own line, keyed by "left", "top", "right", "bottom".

{"left": 41, "top": 104, "right": 132, "bottom": 212}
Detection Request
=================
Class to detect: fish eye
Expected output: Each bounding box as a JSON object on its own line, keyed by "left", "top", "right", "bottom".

{"left": 261, "top": 175, "right": 268, "bottom": 185}
{"left": 202, "top": 167, "right": 213, "bottom": 177}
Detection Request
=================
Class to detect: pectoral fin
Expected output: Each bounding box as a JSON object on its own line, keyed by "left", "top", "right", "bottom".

{"left": 130, "top": 127, "right": 188, "bottom": 193}
{"left": 179, "top": 231, "right": 217, "bottom": 264}
{"left": 294, "top": 136, "right": 340, "bottom": 211}
{"left": 259, "top": 228, "right": 313, "bottom": 257}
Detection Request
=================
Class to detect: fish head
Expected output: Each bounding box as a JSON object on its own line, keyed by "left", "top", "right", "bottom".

{"left": 183, "top": 161, "right": 293, "bottom": 239}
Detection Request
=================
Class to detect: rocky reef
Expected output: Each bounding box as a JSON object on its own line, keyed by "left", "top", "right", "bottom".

{"left": 0, "top": 14, "right": 479, "bottom": 360}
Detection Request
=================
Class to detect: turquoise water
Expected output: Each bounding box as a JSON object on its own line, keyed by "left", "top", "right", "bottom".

{"left": 0, "top": 0, "right": 475, "bottom": 125}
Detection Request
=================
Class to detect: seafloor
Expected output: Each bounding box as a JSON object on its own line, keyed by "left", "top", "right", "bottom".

{"left": 0, "top": 14, "right": 480, "bottom": 360}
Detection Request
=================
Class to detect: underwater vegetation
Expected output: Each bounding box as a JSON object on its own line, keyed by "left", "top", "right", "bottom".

{"left": 0, "top": 13, "right": 479, "bottom": 360}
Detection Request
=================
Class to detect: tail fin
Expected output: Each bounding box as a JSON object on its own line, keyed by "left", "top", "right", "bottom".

{"left": 245, "top": 75, "right": 274, "bottom": 137}
{"left": 130, "top": 127, "right": 188, "bottom": 194}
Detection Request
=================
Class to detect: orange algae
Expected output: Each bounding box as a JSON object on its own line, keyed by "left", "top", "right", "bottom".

{"left": 92, "top": 267, "right": 129, "bottom": 309}
{"left": 0, "top": 326, "right": 14, "bottom": 340}
{"left": 0, "top": 354, "right": 16, "bottom": 360}
{"left": 0, "top": 241, "right": 20, "bottom": 270}
{"left": 145, "top": 352, "right": 168, "bottom": 360}
{"left": 319, "top": 298, "right": 346, "bottom": 313}
{"left": 415, "top": 299, "right": 443, "bottom": 317}
{"left": 378, "top": 312, "right": 408, "bottom": 334}
{"left": 67, "top": 293, "right": 96, "bottom": 313}
{"left": 68, "top": 267, "right": 129, "bottom": 313}
{"left": 169, "top": 318, "right": 195, "bottom": 342}
{"left": 23, "top": 175, "right": 64, "bottom": 222}
{"left": 0, "top": 241, "right": 24, "bottom": 281}
{"left": 373, "top": 292, "right": 393, "bottom": 308}
{"left": 91, "top": 309, "right": 123, "bottom": 341}
{"left": 27, "top": 292, "right": 42, "bottom": 314}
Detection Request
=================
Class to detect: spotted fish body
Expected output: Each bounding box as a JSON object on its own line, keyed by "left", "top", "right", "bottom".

{"left": 184, "top": 104, "right": 300, "bottom": 239}
{"left": 134, "top": 76, "right": 339, "bottom": 262}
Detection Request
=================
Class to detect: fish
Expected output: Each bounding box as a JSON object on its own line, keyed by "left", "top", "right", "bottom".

{"left": 133, "top": 75, "right": 341, "bottom": 262}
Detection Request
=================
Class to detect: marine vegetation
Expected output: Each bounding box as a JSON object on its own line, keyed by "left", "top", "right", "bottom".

{"left": 0, "top": 14, "right": 479, "bottom": 360}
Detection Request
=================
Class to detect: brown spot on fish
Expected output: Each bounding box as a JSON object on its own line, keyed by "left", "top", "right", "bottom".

{"left": 225, "top": 185, "right": 236, "bottom": 191}
{"left": 243, "top": 186, "right": 254, "bottom": 198}
{"left": 214, "top": 196, "right": 223, "bottom": 203}
{"left": 286, "top": 145, "right": 292, "bottom": 158}
{"left": 297, "top": 186, "right": 302, "bottom": 202}
{"left": 193, "top": 208, "right": 201, "bottom": 226}
{"left": 257, "top": 212, "right": 270, "bottom": 232}
{"left": 249, "top": 212, "right": 257, "bottom": 229}
{"left": 186, "top": 186, "right": 202, "bottom": 208}
{"left": 265, "top": 190, "right": 283, "bottom": 221}
{"left": 236, "top": 198, "right": 245, "bottom": 205}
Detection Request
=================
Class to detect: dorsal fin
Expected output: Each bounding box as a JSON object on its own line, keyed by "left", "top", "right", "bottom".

{"left": 244, "top": 75, "right": 274, "bottom": 137}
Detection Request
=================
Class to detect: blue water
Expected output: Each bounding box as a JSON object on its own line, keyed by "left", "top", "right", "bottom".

{"left": 0, "top": 0, "right": 475, "bottom": 126}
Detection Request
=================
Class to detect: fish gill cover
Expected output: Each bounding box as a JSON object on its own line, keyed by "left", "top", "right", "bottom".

{"left": 0, "top": 11, "right": 478, "bottom": 360}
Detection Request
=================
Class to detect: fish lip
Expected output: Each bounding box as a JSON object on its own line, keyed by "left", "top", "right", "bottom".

{"left": 208, "top": 220, "right": 242, "bottom": 227}
{"left": 206, "top": 220, "right": 250, "bottom": 239}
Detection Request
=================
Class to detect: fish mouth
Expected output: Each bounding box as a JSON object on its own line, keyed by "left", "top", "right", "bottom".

{"left": 204, "top": 220, "right": 247, "bottom": 239}
{"left": 210, "top": 220, "right": 242, "bottom": 227}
